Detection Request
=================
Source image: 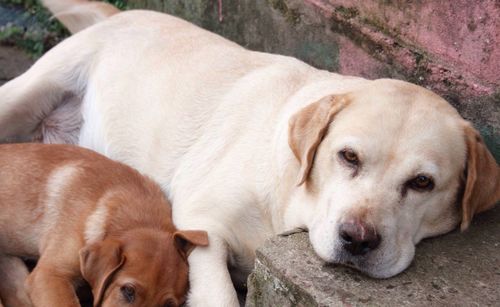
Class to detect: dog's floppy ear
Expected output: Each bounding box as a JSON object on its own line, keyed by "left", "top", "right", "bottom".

{"left": 174, "top": 230, "right": 209, "bottom": 260}
{"left": 79, "top": 239, "right": 126, "bottom": 307}
{"left": 460, "top": 124, "right": 500, "bottom": 231}
{"left": 288, "top": 95, "right": 350, "bottom": 185}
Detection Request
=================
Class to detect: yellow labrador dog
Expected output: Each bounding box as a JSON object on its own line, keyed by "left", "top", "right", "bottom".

{"left": 0, "top": 1, "right": 498, "bottom": 305}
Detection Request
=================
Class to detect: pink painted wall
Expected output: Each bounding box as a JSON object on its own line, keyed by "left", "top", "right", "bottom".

{"left": 306, "top": 0, "right": 499, "bottom": 95}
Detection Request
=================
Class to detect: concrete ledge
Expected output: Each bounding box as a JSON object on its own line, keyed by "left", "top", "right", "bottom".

{"left": 246, "top": 206, "right": 499, "bottom": 306}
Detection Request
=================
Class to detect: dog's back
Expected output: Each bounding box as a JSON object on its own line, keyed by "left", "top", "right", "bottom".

{"left": 0, "top": 144, "right": 87, "bottom": 257}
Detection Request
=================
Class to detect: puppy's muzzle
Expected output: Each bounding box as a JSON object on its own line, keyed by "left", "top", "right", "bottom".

{"left": 339, "top": 220, "right": 381, "bottom": 256}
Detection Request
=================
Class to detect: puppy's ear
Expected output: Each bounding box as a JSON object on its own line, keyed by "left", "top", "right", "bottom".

{"left": 288, "top": 95, "right": 350, "bottom": 185}
{"left": 173, "top": 230, "right": 209, "bottom": 259}
{"left": 460, "top": 124, "right": 500, "bottom": 231}
{"left": 79, "top": 239, "right": 126, "bottom": 307}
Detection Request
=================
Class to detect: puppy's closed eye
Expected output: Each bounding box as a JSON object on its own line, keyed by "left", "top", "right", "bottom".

{"left": 163, "top": 297, "right": 178, "bottom": 307}
{"left": 120, "top": 284, "right": 136, "bottom": 303}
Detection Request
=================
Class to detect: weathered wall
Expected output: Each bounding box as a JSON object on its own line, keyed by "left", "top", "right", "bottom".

{"left": 316, "top": 0, "right": 499, "bottom": 94}
{"left": 127, "top": 0, "right": 499, "bottom": 160}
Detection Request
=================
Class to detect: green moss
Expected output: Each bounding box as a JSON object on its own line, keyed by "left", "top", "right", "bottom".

{"left": 492, "top": 90, "right": 500, "bottom": 104}
{"left": 335, "top": 5, "right": 359, "bottom": 19}
{"left": 267, "top": 0, "right": 301, "bottom": 25}
{"left": 0, "top": 24, "right": 45, "bottom": 56}
{"left": 406, "top": 50, "right": 433, "bottom": 85}
{"left": 107, "top": 0, "right": 128, "bottom": 10}
{"left": 413, "top": 50, "right": 424, "bottom": 65}
{"left": 331, "top": 3, "right": 396, "bottom": 39}
{"left": 0, "top": 0, "right": 67, "bottom": 56}
{"left": 0, "top": 0, "right": 128, "bottom": 57}
{"left": 296, "top": 41, "right": 338, "bottom": 71}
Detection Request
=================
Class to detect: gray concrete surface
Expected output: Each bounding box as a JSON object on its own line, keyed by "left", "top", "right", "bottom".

{"left": 246, "top": 206, "right": 500, "bottom": 306}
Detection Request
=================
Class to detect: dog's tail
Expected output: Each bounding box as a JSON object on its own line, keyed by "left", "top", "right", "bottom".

{"left": 41, "top": 0, "right": 120, "bottom": 33}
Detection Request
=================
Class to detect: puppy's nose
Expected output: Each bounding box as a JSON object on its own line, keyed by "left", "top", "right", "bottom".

{"left": 339, "top": 220, "right": 381, "bottom": 256}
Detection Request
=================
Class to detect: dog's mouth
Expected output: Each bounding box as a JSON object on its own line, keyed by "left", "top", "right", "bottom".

{"left": 323, "top": 255, "right": 378, "bottom": 278}
{"left": 329, "top": 257, "right": 387, "bottom": 278}
{"left": 330, "top": 253, "right": 367, "bottom": 270}
{"left": 337, "top": 260, "right": 371, "bottom": 276}
{"left": 324, "top": 248, "right": 408, "bottom": 279}
{"left": 309, "top": 226, "right": 414, "bottom": 278}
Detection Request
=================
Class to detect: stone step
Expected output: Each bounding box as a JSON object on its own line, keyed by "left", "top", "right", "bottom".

{"left": 246, "top": 206, "right": 499, "bottom": 306}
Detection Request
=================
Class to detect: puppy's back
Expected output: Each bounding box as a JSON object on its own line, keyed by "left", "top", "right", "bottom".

{"left": 0, "top": 143, "right": 170, "bottom": 257}
{"left": 0, "top": 143, "right": 158, "bottom": 195}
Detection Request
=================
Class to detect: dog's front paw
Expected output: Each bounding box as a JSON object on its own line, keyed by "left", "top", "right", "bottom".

{"left": 187, "top": 287, "right": 239, "bottom": 307}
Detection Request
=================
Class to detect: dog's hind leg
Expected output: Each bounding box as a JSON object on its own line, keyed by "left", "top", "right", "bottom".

{"left": 0, "top": 255, "right": 33, "bottom": 307}
{"left": 0, "top": 34, "right": 93, "bottom": 143}
{"left": 34, "top": 94, "right": 83, "bottom": 145}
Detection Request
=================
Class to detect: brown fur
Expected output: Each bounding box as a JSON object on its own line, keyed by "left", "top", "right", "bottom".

{"left": 460, "top": 125, "right": 500, "bottom": 230}
{"left": 0, "top": 143, "right": 208, "bottom": 307}
{"left": 288, "top": 95, "right": 350, "bottom": 185}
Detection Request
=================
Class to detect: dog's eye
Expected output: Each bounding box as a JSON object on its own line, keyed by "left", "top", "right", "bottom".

{"left": 120, "top": 284, "right": 136, "bottom": 303}
{"left": 339, "top": 149, "right": 359, "bottom": 166}
{"left": 408, "top": 175, "right": 434, "bottom": 191}
{"left": 163, "top": 298, "right": 177, "bottom": 307}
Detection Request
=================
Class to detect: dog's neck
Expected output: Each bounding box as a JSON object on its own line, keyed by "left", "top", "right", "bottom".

{"left": 267, "top": 103, "right": 315, "bottom": 233}
{"left": 271, "top": 150, "right": 317, "bottom": 234}
{"left": 84, "top": 180, "right": 176, "bottom": 244}
{"left": 110, "top": 194, "right": 174, "bottom": 235}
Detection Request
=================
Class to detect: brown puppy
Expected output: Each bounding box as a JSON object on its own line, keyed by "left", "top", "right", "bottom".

{"left": 0, "top": 143, "right": 208, "bottom": 307}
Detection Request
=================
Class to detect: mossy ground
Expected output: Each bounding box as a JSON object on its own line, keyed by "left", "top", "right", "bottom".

{"left": 0, "top": 0, "right": 128, "bottom": 57}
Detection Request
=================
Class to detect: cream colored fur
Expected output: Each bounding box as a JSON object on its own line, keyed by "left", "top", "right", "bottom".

{"left": 0, "top": 1, "right": 498, "bottom": 306}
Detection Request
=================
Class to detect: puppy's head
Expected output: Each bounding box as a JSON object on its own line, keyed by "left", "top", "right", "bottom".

{"left": 288, "top": 79, "right": 499, "bottom": 278}
{"left": 80, "top": 229, "right": 208, "bottom": 307}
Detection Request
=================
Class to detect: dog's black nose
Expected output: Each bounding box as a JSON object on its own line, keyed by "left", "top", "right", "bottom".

{"left": 339, "top": 220, "right": 381, "bottom": 256}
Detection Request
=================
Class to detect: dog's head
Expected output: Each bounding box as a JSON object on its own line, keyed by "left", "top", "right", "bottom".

{"left": 80, "top": 229, "right": 208, "bottom": 307}
{"left": 288, "top": 79, "right": 499, "bottom": 278}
